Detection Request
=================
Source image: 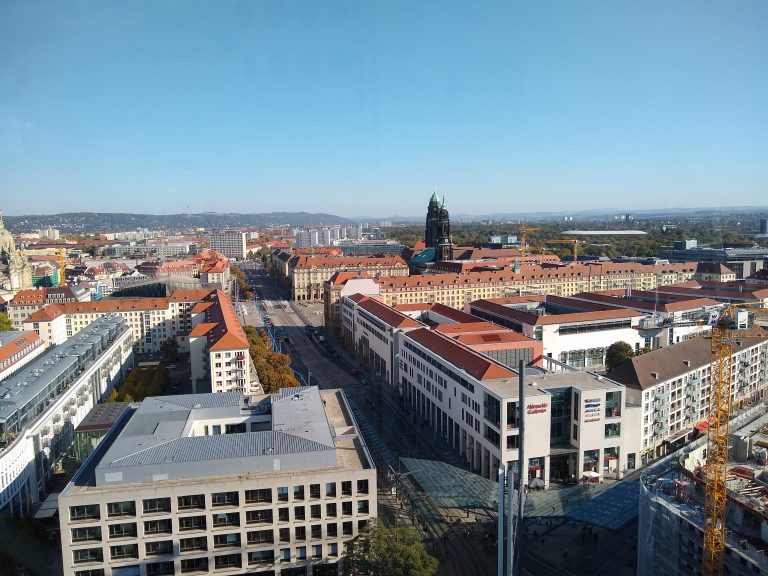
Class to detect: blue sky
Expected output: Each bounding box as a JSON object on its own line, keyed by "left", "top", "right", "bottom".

{"left": 1, "top": 0, "right": 767, "bottom": 218}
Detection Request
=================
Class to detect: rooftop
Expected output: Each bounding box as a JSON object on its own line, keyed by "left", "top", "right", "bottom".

{"left": 65, "top": 386, "right": 372, "bottom": 490}
{"left": 470, "top": 295, "right": 643, "bottom": 326}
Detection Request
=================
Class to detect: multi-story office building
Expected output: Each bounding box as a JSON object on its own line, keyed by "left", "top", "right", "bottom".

{"left": 59, "top": 386, "right": 376, "bottom": 576}
{"left": 374, "top": 261, "right": 698, "bottom": 310}
{"left": 209, "top": 231, "right": 246, "bottom": 261}
{"left": 468, "top": 295, "right": 646, "bottom": 370}
{"left": 660, "top": 245, "right": 768, "bottom": 279}
{"left": 608, "top": 337, "right": 768, "bottom": 464}
{"left": 0, "top": 315, "right": 133, "bottom": 516}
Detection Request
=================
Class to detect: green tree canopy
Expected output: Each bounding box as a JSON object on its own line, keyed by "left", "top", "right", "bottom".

{"left": 0, "top": 312, "right": 13, "bottom": 332}
{"left": 605, "top": 341, "right": 635, "bottom": 372}
{"left": 343, "top": 519, "right": 438, "bottom": 576}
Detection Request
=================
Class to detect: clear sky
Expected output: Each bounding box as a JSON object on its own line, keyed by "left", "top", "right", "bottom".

{"left": 1, "top": 1, "right": 767, "bottom": 218}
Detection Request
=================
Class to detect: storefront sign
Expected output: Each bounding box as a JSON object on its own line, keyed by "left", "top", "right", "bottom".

{"left": 527, "top": 402, "right": 547, "bottom": 415}
{"left": 584, "top": 397, "right": 602, "bottom": 422}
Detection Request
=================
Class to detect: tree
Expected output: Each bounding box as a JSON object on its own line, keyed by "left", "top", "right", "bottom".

{"left": 605, "top": 341, "right": 635, "bottom": 372}
{"left": 343, "top": 519, "right": 438, "bottom": 576}
{"left": 0, "top": 312, "right": 13, "bottom": 332}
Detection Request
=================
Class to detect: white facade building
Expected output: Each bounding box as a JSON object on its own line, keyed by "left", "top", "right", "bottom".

{"left": 59, "top": 386, "right": 376, "bottom": 576}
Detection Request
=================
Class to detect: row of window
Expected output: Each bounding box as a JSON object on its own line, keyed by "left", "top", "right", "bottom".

{"left": 69, "top": 482, "right": 369, "bottom": 522}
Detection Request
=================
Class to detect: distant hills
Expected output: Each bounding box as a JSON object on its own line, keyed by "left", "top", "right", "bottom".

{"left": 5, "top": 212, "right": 354, "bottom": 233}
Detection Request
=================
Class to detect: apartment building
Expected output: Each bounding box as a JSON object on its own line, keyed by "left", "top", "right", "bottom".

{"left": 7, "top": 286, "right": 90, "bottom": 328}
{"left": 210, "top": 231, "right": 246, "bottom": 261}
{"left": 608, "top": 337, "right": 768, "bottom": 464}
{"left": 0, "top": 316, "right": 133, "bottom": 516}
{"left": 322, "top": 272, "right": 379, "bottom": 339}
{"left": 23, "top": 289, "right": 259, "bottom": 395}
{"left": 468, "top": 295, "right": 645, "bottom": 370}
{"left": 59, "top": 386, "right": 376, "bottom": 576}
{"left": 374, "top": 262, "right": 698, "bottom": 309}
{"left": 0, "top": 330, "right": 47, "bottom": 381}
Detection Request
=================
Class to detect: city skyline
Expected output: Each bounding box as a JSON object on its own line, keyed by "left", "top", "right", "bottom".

{"left": 1, "top": 1, "right": 767, "bottom": 217}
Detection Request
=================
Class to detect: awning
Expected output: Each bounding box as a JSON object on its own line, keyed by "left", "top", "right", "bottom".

{"left": 694, "top": 420, "right": 709, "bottom": 431}
{"left": 34, "top": 492, "right": 61, "bottom": 519}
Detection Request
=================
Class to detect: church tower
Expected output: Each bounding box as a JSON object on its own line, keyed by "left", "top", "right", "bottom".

{"left": 424, "top": 190, "right": 441, "bottom": 248}
{"left": 435, "top": 196, "right": 453, "bottom": 261}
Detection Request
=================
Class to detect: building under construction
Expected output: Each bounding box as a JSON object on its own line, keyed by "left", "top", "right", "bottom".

{"left": 639, "top": 404, "right": 768, "bottom": 575}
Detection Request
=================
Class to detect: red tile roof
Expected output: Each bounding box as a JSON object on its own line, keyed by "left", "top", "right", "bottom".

{"left": 357, "top": 297, "right": 422, "bottom": 329}
{"left": 406, "top": 328, "right": 516, "bottom": 381}
{"left": 0, "top": 331, "right": 43, "bottom": 364}
{"left": 189, "top": 322, "right": 217, "bottom": 337}
{"left": 470, "top": 297, "right": 643, "bottom": 326}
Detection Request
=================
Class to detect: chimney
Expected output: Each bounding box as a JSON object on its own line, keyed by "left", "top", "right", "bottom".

{"left": 683, "top": 360, "right": 691, "bottom": 367}
{"left": 651, "top": 372, "right": 659, "bottom": 379}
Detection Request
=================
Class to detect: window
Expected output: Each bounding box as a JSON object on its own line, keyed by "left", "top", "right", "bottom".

{"left": 74, "top": 570, "right": 105, "bottom": 576}
{"left": 214, "top": 554, "right": 242, "bottom": 569}
{"left": 179, "top": 537, "right": 207, "bottom": 553}
{"left": 245, "top": 488, "right": 272, "bottom": 504}
{"left": 294, "top": 506, "right": 305, "bottom": 520}
{"left": 145, "top": 540, "right": 173, "bottom": 556}
{"left": 70, "top": 505, "right": 101, "bottom": 521}
{"left": 178, "top": 515, "right": 206, "bottom": 532}
{"left": 212, "top": 512, "right": 240, "bottom": 527}
{"left": 71, "top": 526, "right": 102, "bottom": 542}
{"left": 212, "top": 425, "right": 221, "bottom": 435}
{"left": 325, "top": 482, "right": 337, "bottom": 497}
{"left": 110, "top": 543, "right": 139, "bottom": 560}
{"left": 341, "top": 481, "right": 352, "bottom": 496}
{"left": 249, "top": 550, "right": 275, "bottom": 565}
{"left": 143, "top": 498, "right": 171, "bottom": 514}
{"left": 248, "top": 529, "right": 274, "bottom": 545}
{"left": 326, "top": 503, "right": 337, "bottom": 518}
{"left": 246, "top": 509, "right": 273, "bottom": 525}
{"left": 312, "top": 544, "right": 323, "bottom": 559}
{"left": 311, "top": 524, "right": 322, "bottom": 539}
{"left": 278, "top": 507, "right": 290, "bottom": 522}
{"left": 144, "top": 519, "right": 172, "bottom": 534}
{"left": 73, "top": 548, "right": 103, "bottom": 564}
{"left": 357, "top": 500, "right": 369, "bottom": 514}
{"left": 293, "top": 485, "right": 305, "bottom": 500}
{"left": 297, "top": 546, "right": 307, "bottom": 560}
{"left": 343, "top": 521, "right": 353, "bottom": 536}
{"left": 213, "top": 533, "right": 241, "bottom": 549}
{"left": 180, "top": 557, "right": 209, "bottom": 573}
{"left": 357, "top": 479, "right": 369, "bottom": 495}
{"left": 342, "top": 502, "right": 353, "bottom": 516}
{"left": 280, "top": 548, "right": 291, "bottom": 562}
{"left": 178, "top": 494, "right": 205, "bottom": 510}
{"left": 279, "top": 527, "right": 290, "bottom": 542}
{"left": 108, "top": 522, "right": 137, "bottom": 539}
{"left": 310, "top": 483, "right": 321, "bottom": 499}
{"left": 277, "top": 486, "right": 289, "bottom": 502}
{"left": 211, "top": 491, "right": 239, "bottom": 507}
{"left": 108, "top": 500, "right": 137, "bottom": 518}
{"left": 327, "top": 523, "right": 338, "bottom": 537}
{"left": 295, "top": 526, "right": 306, "bottom": 541}
{"left": 146, "top": 562, "right": 174, "bottom": 576}
{"left": 329, "top": 543, "right": 339, "bottom": 557}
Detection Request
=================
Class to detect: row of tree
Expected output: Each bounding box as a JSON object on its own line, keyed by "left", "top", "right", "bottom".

{"left": 244, "top": 325, "right": 299, "bottom": 393}
{"left": 230, "top": 265, "right": 255, "bottom": 299}
{"left": 107, "top": 364, "right": 169, "bottom": 403}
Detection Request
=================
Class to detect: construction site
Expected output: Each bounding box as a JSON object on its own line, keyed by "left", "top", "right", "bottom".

{"left": 639, "top": 403, "right": 768, "bottom": 575}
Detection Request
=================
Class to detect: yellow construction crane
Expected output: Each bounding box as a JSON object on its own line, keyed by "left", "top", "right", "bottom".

{"left": 702, "top": 304, "right": 768, "bottom": 576}
{"left": 546, "top": 239, "right": 579, "bottom": 262}
{"left": 58, "top": 248, "right": 67, "bottom": 286}
{"left": 518, "top": 226, "right": 539, "bottom": 261}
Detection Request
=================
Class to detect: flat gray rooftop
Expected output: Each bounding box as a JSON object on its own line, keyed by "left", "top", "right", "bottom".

{"left": 84, "top": 386, "right": 371, "bottom": 488}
